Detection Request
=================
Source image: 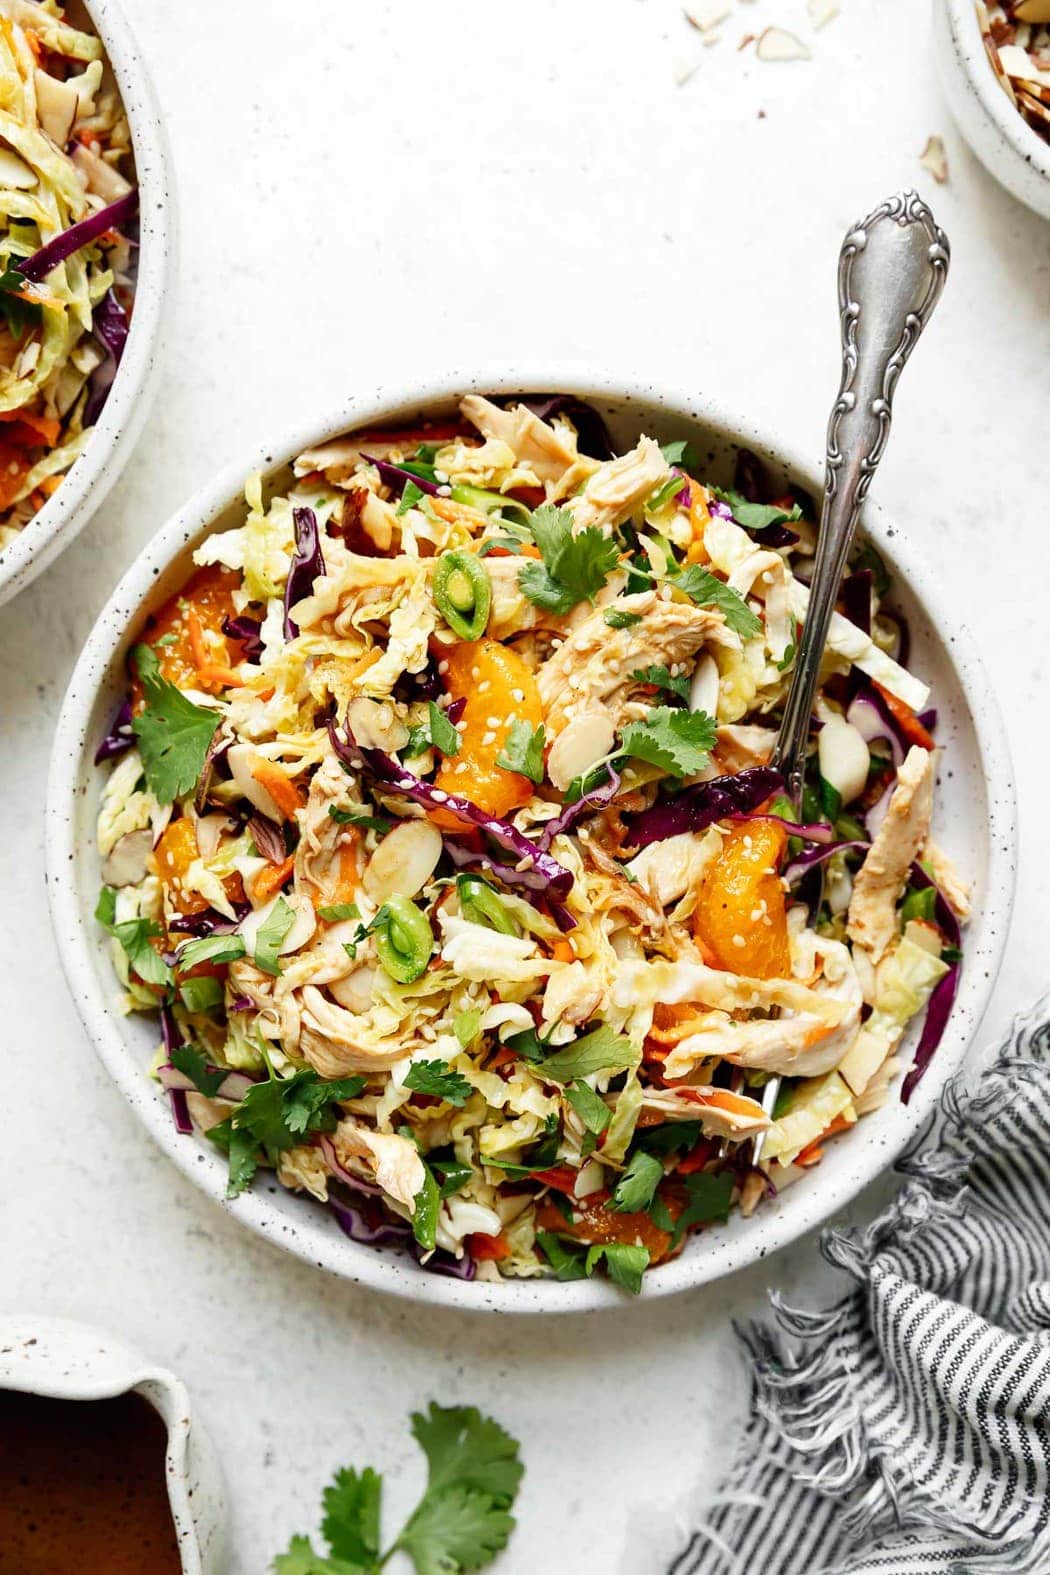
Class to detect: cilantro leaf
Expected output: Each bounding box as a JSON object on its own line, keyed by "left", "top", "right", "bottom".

{"left": 404, "top": 1059, "right": 472, "bottom": 1107}
{"left": 432, "top": 1157, "right": 472, "bottom": 1198}
{"left": 409, "top": 1403, "right": 524, "bottom": 1507}
{"left": 321, "top": 1467, "right": 382, "bottom": 1567}
{"left": 130, "top": 645, "right": 221, "bottom": 804}
{"left": 660, "top": 439, "right": 699, "bottom": 471}
{"left": 0, "top": 260, "right": 42, "bottom": 336}
{"left": 412, "top": 1162, "right": 441, "bottom": 1251}
{"left": 175, "top": 932, "right": 246, "bottom": 971}
{"left": 179, "top": 976, "right": 224, "bottom": 1013}
{"left": 634, "top": 1120, "right": 702, "bottom": 1156}
{"left": 495, "top": 719, "right": 545, "bottom": 784}
{"left": 397, "top": 479, "right": 426, "bottom": 518}
{"left": 170, "top": 1043, "right": 226, "bottom": 1097}
{"left": 317, "top": 901, "right": 361, "bottom": 922}
{"left": 669, "top": 1170, "right": 734, "bottom": 1248}
{"left": 219, "top": 1069, "right": 365, "bottom": 1197}
{"left": 610, "top": 1149, "right": 663, "bottom": 1213}
{"left": 328, "top": 806, "right": 392, "bottom": 834}
{"left": 585, "top": 1242, "right": 649, "bottom": 1294}
{"left": 618, "top": 706, "right": 717, "bottom": 777}
{"left": 534, "top": 1025, "right": 640, "bottom": 1085}
{"left": 563, "top": 1081, "right": 611, "bottom": 1135}
{"left": 453, "top": 1009, "right": 481, "bottom": 1049}
{"left": 254, "top": 895, "right": 295, "bottom": 976}
{"left": 517, "top": 505, "right": 619, "bottom": 614}
{"left": 397, "top": 1486, "right": 514, "bottom": 1575}
{"left": 536, "top": 1231, "right": 589, "bottom": 1281}
{"left": 604, "top": 607, "right": 641, "bottom": 630}
{"left": 672, "top": 566, "right": 762, "bottom": 640}
{"left": 271, "top": 1533, "right": 363, "bottom": 1573}
{"left": 714, "top": 487, "right": 802, "bottom": 533}
{"left": 427, "top": 701, "right": 461, "bottom": 757}
{"left": 95, "top": 887, "right": 172, "bottom": 988}
{"left": 630, "top": 665, "right": 690, "bottom": 702}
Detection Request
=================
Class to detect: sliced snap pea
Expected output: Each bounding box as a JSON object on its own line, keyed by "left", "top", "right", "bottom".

{"left": 433, "top": 551, "right": 491, "bottom": 641}
{"left": 375, "top": 895, "right": 434, "bottom": 984}
{"left": 457, "top": 875, "right": 519, "bottom": 936}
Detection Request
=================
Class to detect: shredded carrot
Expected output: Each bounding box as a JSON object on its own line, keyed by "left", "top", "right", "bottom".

{"left": 550, "top": 938, "right": 575, "bottom": 963}
{"left": 0, "top": 409, "right": 62, "bottom": 446}
{"left": 480, "top": 542, "right": 541, "bottom": 560}
{"left": 249, "top": 758, "right": 304, "bottom": 820}
{"left": 872, "top": 681, "right": 936, "bottom": 752}
{"left": 796, "top": 1112, "right": 854, "bottom": 1168}
{"left": 487, "top": 1046, "right": 519, "bottom": 1072}
{"left": 251, "top": 854, "right": 295, "bottom": 904}
{"left": 467, "top": 1232, "right": 512, "bottom": 1262}
{"left": 194, "top": 664, "right": 244, "bottom": 691}
{"left": 345, "top": 647, "right": 383, "bottom": 683}
{"left": 40, "top": 474, "right": 63, "bottom": 496}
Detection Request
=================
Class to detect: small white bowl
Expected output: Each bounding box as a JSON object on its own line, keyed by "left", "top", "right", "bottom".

{"left": 45, "top": 370, "right": 1017, "bottom": 1313}
{"left": 0, "top": 0, "right": 173, "bottom": 607}
{"left": 934, "top": 0, "right": 1050, "bottom": 219}
{"left": 0, "top": 1316, "right": 228, "bottom": 1572}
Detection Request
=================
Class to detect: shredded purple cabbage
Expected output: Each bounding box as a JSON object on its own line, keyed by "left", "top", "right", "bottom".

{"left": 93, "top": 694, "right": 134, "bottom": 764}
{"left": 330, "top": 1194, "right": 414, "bottom": 1248}
{"left": 169, "top": 1088, "right": 193, "bottom": 1135}
{"left": 900, "top": 864, "right": 962, "bottom": 1104}
{"left": 167, "top": 903, "right": 249, "bottom": 938}
{"left": 847, "top": 688, "right": 905, "bottom": 768}
{"left": 247, "top": 812, "right": 286, "bottom": 865}
{"left": 328, "top": 718, "right": 573, "bottom": 896}
{"left": 841, "top": 568, "right": 873, "bottom": 634}
{"left": 160, "top": 1002, "right": 182, "bottom": 1055}
{"left": 362, "top": 454, "right": 440, "bottom": 497}
{"left": 536, "top": 765, "right": 622, "bottom": 851}
{"left": 442, "top": 837, "right": 576, "bottom": 927}
{"left": 627, "top": 767, "right": 783, "bottom": 849}
{"left": 222, "top": 614, "right": 264, "bottom": 663}
{"left": 783, "top": 838, "right": 869, "bottom": 884}
{"left": 17, "top": 189, "right": 138, "bottom": 282}
{"left": 729, "top": 811, "right": 836, "bottom": 844}
{"left": 918, "top": 707, "right": 938, "bottom": 733}
{"left": 83, "top": 290, "right": 130, "bottom": 425}
{"left": 283, "top": 506, "right": 326, "bottom": 640}
{"left": 733, "top": 447, "right": 767, "bottom": 503}
{"left": 414, "top": 1244, "right": 477, "bottom": 1280}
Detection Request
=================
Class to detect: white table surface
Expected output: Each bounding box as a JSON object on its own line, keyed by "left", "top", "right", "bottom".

{"left": 2, "top": 1, "right": 1048, "bottom": 1570}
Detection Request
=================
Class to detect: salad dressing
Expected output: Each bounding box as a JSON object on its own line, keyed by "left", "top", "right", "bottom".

{"left": 0, "top": 1389, "right": 181, "bottom": 1572}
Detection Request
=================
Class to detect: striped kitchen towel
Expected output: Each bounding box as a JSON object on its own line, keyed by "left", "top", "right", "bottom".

{"left": 672, "top": 1000, "right": 1050, "bottom": 1575}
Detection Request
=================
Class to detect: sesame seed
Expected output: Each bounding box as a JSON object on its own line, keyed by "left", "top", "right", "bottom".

{"left": 481, "top": 732, "right": 496, "bottom": 746}
{"left": 471, "top": 667, "right": 481, "bottom": 681}
{"left": 478, "top": 680, "right": 491, "bottom": 693}
{"left": 732, "top": 934, "right": 746, "bottom": 949}
{"left": 437, "top": 484, "right": 452, "bottom": 497}
{"left": 511, "top": 689, "right": 525, "bottom": 703}
{"left": 486, "top": 716, "right": 500, "bottom": 728}
{"left": 437, "top": 661, "right": 449, "bottom": 675}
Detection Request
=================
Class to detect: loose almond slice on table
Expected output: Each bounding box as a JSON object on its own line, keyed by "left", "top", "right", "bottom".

{"left": 756, "top": 27, "right": 812, "bottom": 62}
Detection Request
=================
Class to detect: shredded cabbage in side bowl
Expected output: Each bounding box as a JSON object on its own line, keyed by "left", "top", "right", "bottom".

{"left": 0, "top": 1, "right": 137, "bottom": 551}
{"left": 93, "top": 395, "right": 969, "bottom": 1293}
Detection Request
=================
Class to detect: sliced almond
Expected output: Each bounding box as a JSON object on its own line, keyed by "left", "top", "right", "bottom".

{"left": 100, "top": 828, "right": 154, "bottom": 888}
{"left": 755, "top": 26, "right": 812, "bottom": 61}
{"left": 673, "top": 51, "right": 705, "bottom": 84}
{"left": 362, "top": 819, "right": 443, "bottom": 905}
{"left": 0, "top": 146, "right": 37, "bottom": 190}
{"left": 345, "top": 696, "right": 409, "bottom": 753}
{"left": 329, "top": 964, "right": 377, "bottom": 1014}
{"left": 919, "top": 134, "right": 949, "bottom": 184}
{"left": 34, "top": 69, "right": 79, "bottom": 146}
{"left": 689, "top": 652, "right": 720, "bottom": 716}
{"left": 684, "top": 1, "right": 731, "bottom": 30}
{"left": 807, "top": 0, "right": 839, "bottom": 27}
{"left": 998, "top": 42, "right": 1050, "bottom": 87}
{"left": 547, "top": 711, "right": 615, "bottom": 792}
{"left": 227, "top": 743, "right": 284, "bottom": 822}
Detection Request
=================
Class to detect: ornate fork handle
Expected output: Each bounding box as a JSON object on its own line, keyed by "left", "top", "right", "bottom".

{"left": 770, "top": 190, "right": 950, "bottom": 807}
{"left": 751, "top": 193, "right": 949, "bottom": 1168}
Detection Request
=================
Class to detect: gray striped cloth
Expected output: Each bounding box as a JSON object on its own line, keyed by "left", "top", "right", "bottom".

{"left": 672, "top": 1001, "right": 1050, "bottom": 1575}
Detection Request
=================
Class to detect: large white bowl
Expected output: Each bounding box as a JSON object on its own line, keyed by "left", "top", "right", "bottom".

{"left": 45, "top": 372, "right": 1017, "bottom": 1312}
{"left": 0, "top": 0, "right": 172, "bottom": 607}
{"left": 934, "top": 0, "right": 1050, "bottom": 220}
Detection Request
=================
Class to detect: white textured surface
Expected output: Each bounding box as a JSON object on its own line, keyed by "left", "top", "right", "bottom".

{"left": 2, "top": 1, "right": 1048, "bottom": 1571}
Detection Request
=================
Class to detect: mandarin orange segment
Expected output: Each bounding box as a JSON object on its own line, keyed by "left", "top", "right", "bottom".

{"left": 133, "top": 565, "right": 241, "bottom": 699}
{"left": 151, "top": 818, "right": 208, "bottom": 916}
{"left": 692, "top": 818, "right": 790, "bottom": 979}
{"left": 433, "top": 638, "right": 544, "bottom": 823}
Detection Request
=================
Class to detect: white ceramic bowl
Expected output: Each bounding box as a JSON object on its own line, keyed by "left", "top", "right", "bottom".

{"left": 0, "top": 1315, "right": 227, "bottom": 1572}
{"left": 45, "top": 371, "right": 1017, "bottom": 1312}
{"left": 0, "top": 0, "right": 173, "bottom": 607}
{"left": 934, "top": 0, "right": 1050, "bottom": 219}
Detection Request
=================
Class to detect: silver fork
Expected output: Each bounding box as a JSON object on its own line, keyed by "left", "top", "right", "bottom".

{"left": 749, "top": 191, "right": 950, "bottom": 1167}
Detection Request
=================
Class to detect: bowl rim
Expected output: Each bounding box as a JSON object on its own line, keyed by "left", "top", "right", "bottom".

{"left": 0, "top": 0, "right": 173, "bottom": 607}
{"left": 939, "top": 0, "right": 1050, "bottom": 187}
{"left": 44, "top": 367, "right": 1018, "bottom": 1313}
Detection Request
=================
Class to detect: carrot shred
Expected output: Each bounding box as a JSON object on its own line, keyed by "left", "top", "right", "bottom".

{"left": 549, "top": 938, "right": 575, "bottom": 963}
{"left": 249, "top": 759, "right": 304, "bottom": 820}
{"left": 467, "top": 1231, "right": 512, "bottom": 1262}
{"left": 251, "top": 853, "right": 295, "bottom": 904}
{"left": 872, "top": 680, "right": 936, "bottom": 751}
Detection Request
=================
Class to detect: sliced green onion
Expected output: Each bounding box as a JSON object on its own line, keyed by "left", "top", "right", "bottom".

{"left": 457, "top": 875, "right": 519, "bottom": 936}
{"left": 433, "top": 551, "right": 491, "bottom": 640}
{"left": 374, "top": 896, "right": 434, "bottom": 983}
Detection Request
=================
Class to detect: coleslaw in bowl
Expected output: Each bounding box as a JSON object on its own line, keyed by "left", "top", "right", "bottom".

{"left": 46, "top": 375, "right": 1016, "bottom": 1310}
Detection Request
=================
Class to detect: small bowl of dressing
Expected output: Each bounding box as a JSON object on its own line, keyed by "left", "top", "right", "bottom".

{"left": 0, "top": 1316, "right": 227, "bottom": 1574}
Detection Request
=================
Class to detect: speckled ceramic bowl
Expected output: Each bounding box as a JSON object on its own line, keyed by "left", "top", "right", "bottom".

{"left": 934, "top": 0, "right": 1050, "bottom": 220}
{"left": 45, "top": 371, "right": 1017, "bottom": 1312}
{"left": 0, "top": 0, "right": 173, "bottom": 608}
{"left": 0, "top": 1316, "right": 228, "bottom": 1572}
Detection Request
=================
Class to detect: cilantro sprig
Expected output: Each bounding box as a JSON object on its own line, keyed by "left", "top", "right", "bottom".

{"left": 617, "top": 705, "right": 717, "bottom": 777}
{"left": 272, "top": 1404, "right": 524, "bottom": 1575}
{"left": 95, "top": 886, "right": 172, "bottom": 989}
{"left": 210, "top": 1069, "right": 365, "bottom": 1197}
{"left": 131, "top": 645, "right": 221, "bottom": 804}
{"left": 535, "top": 1234, "right": 650, "bottom": 1294}
{"left": 713, "top": 486, "right": 802, "bottom": 534}
{"left": 630, "top": 665, "right": 690, "bottom": 702}
{"left": 518, "top": 504, "right": 619, "bottom": 615}
{"left": 495, "top": 719, "right": 545, "bottom": 784}
{"left": 404, "top": 1059, "right": 472, "bottom": 1107}
{"left": 672, "top": 566, "right": 762, "bottom": 639}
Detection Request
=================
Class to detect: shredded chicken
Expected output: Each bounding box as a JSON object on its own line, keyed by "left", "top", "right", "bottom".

{"left": 293, "top": 755, "right": 362, "bottom": 906}
{"left": 640, "top": 1085, "right": 770, "bottom": 1140}
{"left": 566, "top": 437, "right": 671, "bottom": 534}
{"left": 332, "top": 1119, "right": 425, "bottom": 1211}
{"left": 848, "top": 746, "right": 936, "bottom": 962}
{"left": 536, "top": 591, "right": 736, "bottom": 735}
{"left": 922, "top": 838, "right": 971, "bottom": 920}
{"left": 458, "top": 395, "right": 594, "bottom": 497}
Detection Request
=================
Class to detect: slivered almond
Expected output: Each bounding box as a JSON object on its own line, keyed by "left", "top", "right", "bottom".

{"left": 684, "top": 1, "right": 731, "bottom": 30}
{"left": 755, "top": 27, "right": 811, "bottom": 61}
{"left": 807, "top": 0, "right": 839, "bottom": 27}
{"left": 919, "top": 134, "right": 949, "bottom": 184}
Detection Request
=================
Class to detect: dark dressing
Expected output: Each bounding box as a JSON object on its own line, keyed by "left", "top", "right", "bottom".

{"left": 0, "top": 1389, "right": 182, "bottom": 1572}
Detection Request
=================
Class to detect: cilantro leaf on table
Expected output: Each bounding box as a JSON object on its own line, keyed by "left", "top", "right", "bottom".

{"left": 610, "top": 1149, "right": 664, "bottom": 1213}
{"left": 130, "top": 645, "right": 221, "bottom": 804}
{"left": 404, "top": 1059, "right": 472, "bottom": 1107}
{"left": 495, "top": 719, "right": 545, "bottom": 783}
{"left": 517, "top": 504, "right": 619, "bottom": 614}
{"left": 618, "top": 706, "right": 717, "bottom": 777}
{"left": 95, "top": 886, "right": 172, "bottom": 988}
{"left": 273, "top": 1405, "right": 523, "bottom": 1575}
{"left": 672, "top": 565, "right": 762, "bottom": 640}
{"left": 254, "top": 895, "right": 295, "bottom": 976}
{"left": 631, "top": 664, "right": 690, "bottom": 702}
